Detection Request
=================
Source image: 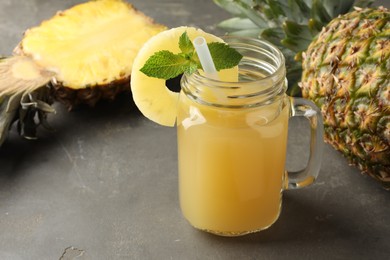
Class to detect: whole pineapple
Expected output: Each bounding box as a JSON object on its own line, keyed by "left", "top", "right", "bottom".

{"left": 214, "top": 1, "right": 390, "bottom": 189}
{"left": 300, "top": 7, "right": 390, "bottom": 189}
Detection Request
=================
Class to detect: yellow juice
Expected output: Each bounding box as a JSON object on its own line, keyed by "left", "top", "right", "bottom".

{"left": 177, "top": 93, "right": 290, "bottom": 235}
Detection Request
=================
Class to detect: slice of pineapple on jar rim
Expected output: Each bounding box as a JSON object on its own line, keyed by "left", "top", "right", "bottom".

{"left": 130, "top": 26, "right": 238, "bottom": 127}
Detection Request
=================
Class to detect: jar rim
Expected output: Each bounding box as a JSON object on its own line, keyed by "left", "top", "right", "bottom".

{"left": 184, "top": 35, "right": 286, "bottom": 86}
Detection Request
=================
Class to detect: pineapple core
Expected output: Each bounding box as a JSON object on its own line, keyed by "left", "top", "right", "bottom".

{"left": 18, "top": 0, "right": 166, "bottom": 89}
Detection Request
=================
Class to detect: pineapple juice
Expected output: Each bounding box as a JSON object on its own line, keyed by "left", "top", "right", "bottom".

{"left": 177, "top": 88, "right": 290, "bottom": 235}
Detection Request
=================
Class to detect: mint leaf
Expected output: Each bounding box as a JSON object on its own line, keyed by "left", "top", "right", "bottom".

{"left": 186, "top": 61, "right": 199, "bottom": 75}
{"left": 139, "top": 32, "right": 243, "bottom": 80}
{"left": 179, "top": 32, "right": 194, "bottom": 55}
{"left": 140, "top": 50, "right": 189, "bottom": 80}
{"left": 207, "top": 42, "right": 243, "bottom": 71}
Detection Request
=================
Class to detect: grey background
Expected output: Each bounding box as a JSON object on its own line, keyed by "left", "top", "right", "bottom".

{"left": 0, "top": 1, "right": 389, "bottom": 259}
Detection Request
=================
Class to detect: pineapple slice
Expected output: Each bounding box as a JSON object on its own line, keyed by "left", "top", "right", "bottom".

{"left": 16, "top": 0, "right": 166, "bottom": 108}
{"left": 131, "top": 26, "right": 232, "bottom": 126}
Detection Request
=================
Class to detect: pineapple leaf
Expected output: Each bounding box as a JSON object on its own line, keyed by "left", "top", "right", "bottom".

{"left": 217, "top": 17, "right": 259, "bottom": 32}
{"left": 261, "top": 27, "right": 285, "bottom": 48}
{"left": 285, "top": 60, "right": 302, "bottom": 96}
{"left": 267, "top": 0, "right": 286, "bottom": 17}
{"left": 214, "top": 0, "right": 270, "bottom": 28}
{"left": 289, "top": 0, "right": 311, "bottom": 21}
{"left": 213, "top": 0, "right": 245, "bottom": 16}
{"left": 256, "top": 0, "right": 287, "bottom": 27}
{"left": 239, "top": 4, "right": 269, "bottom": 28}
{"left": 223, "top": 28, "right": 264, "bottom": 38}
{"left": 0, "top": 94, "right": 22, "bottom": 146}
{"left": 17, "top": 107, "right": 38, "bottom": 140}
{"left": 354, "top": 0, "right": 374, "bottom": 8}
{"left": 263, "top": 6, "right": 277, "bottom": 20}
{"left": 311, "top": 0, "right": 332, "bottom": 24}
{"left": 282, "top": 21, "right": 313, "bottom": 52}
{"left": 18, "top": 90, "right": 55, "bottom": 140}
{"left": 0, "top": 87, "right": 56, "bottom": 146}
{"left": 308, "top": 18, "right": 325, "bottom": 35}
{"left": 283, "top": 21, "right": 313, "bottom": 41}
{"left": 322, "top": 0, "right": 355, "bottom": 18}
{"left": 281, "top": 38, "right": 310, "bottom": 53}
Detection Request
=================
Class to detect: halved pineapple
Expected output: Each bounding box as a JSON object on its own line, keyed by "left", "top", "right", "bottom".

{"left": 0, "top": 0, "right": 166, "bottom": 145}
{"left": 15, "top": 0, "right": 166, "bottom": 109}
{"left": 131, "top": 26, "right": 232, "bottom": 126}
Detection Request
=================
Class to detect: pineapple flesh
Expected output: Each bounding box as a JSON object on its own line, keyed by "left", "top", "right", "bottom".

{"left": 15, "top": 0, "right": 166, "bottom": 109}
{"left": 300, "top": 7, "right": 390, "bottom": 188}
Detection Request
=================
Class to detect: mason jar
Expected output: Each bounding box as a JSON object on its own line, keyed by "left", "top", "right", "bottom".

{"left": 177, "top": 36, "right": 323, "bottom": 236}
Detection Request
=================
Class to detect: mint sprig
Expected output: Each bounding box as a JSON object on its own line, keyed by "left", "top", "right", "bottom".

{"left": 179, "top": 31, "right": 194, "bottom": 55}
{"left": 140, "top": 32, "right": 242, "bottom": 80}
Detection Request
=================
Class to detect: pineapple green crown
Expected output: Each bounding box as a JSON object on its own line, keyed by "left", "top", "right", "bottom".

{"left": 214, "top": 0, "right": 374, "bottom": 95}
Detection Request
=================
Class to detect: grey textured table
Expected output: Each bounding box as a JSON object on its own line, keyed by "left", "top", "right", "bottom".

{"left": 0, "top": 1, "right": 389, "bottom": 259}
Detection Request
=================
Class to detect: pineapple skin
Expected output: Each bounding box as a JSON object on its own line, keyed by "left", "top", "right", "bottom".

{"left": 49, "top": 78, "right": 130, "bottom": 110}
{"left": 300, "top": 7, "right": 390, "bottom": 189}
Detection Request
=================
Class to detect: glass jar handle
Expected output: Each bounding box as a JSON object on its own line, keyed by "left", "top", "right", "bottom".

{"left": 286, "top": 97, "right": 324, "bottom": 189}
